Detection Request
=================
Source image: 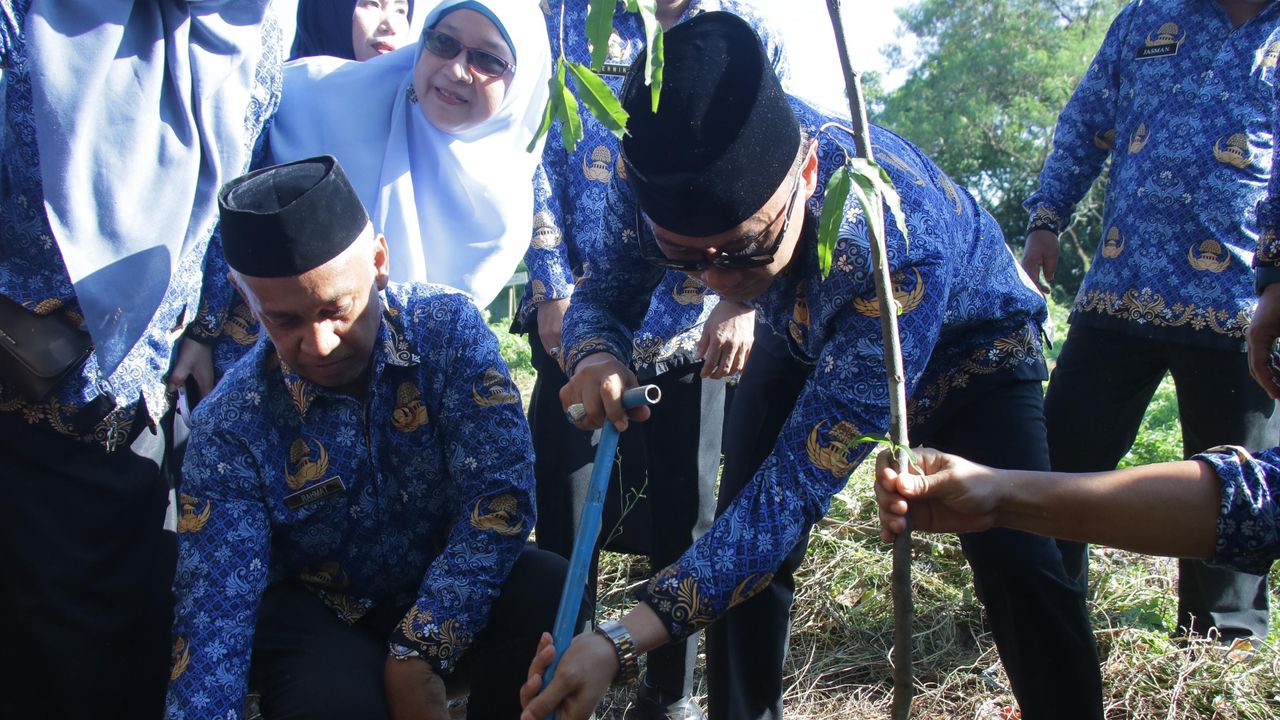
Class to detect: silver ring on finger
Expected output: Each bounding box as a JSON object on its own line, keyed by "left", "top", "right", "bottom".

{"left": 565, "top": 403, "right": 587, "bottom": 424}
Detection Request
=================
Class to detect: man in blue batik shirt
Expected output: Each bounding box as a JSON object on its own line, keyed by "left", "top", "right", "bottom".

{"left": 0, "top": 2, "right": 282, "bottom": 718}
{"left": 167, "top": 157, "right": 574, "bottom": 720}
{"left": 1021, "top": 0, "right": 1279, "bottom": 643}
{"left": 519, "top": 2, "right": 786, "bottom": 717}
{"left": 522, "top": 13, "right": 1104, "bottom": 720}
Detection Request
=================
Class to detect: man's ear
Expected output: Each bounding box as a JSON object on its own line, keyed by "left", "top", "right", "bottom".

{"left": 800, "top": 140, "right": 821, "bottom": 201}
{"left": 228, "top": 271, "right": 261, "bottom": 322}
{"left": 373, "top": 233, "right": 391, "bottom": 291}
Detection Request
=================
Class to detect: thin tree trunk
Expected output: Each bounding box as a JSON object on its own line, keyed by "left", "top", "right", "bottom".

{"left": 823, "top": 2, "right": 913, "bottom": 717}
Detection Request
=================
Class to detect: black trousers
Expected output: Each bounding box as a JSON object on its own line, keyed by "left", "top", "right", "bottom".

{"left": 1044, "top": 323, "right": 1273, "bottom": 640}
{"left": 528, "top": 323, "right": 724, "bottom": 702}
{"left": 250, "top": 547, "right": 577, "bottom": 720}
{"left": 0, "top": 408, "right": 180, "bottom": 720}
{"left": 706, "top": 334, "right": 1103, "bottom": 720}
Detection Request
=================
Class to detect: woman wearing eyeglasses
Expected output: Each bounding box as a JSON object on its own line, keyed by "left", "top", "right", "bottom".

{"left": 268, "top": 0, "right": 550, "bottom": 308}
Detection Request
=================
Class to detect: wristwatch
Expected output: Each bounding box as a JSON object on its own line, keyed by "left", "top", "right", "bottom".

{"left": 593, "top": 619, "right": 641, "bottom": 686}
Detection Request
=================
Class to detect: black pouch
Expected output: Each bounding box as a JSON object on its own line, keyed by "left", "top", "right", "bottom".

{"left": 0, "top": 293, "right": 92, "bottom": 401}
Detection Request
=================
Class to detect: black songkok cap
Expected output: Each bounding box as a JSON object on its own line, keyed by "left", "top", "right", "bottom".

{"left": 219, "top": 155, "right": 370, "bottom": 278}
{"left": 620, "top": 12, "right": 801, "bottom": 237}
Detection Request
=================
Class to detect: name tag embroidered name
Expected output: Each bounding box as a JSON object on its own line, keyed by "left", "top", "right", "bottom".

{"left": 284, "top": 476, "right": 345, "bottom": 510}
{"left": 600, "top": 62, "right": 630, "bottom": 76}
{"left": 1136, "top": 43, "right": 1178, "bottom": 59}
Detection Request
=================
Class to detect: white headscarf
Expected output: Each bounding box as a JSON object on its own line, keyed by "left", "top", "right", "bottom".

{"left": 268, "top": 0, "right": 551, "bottom": 308}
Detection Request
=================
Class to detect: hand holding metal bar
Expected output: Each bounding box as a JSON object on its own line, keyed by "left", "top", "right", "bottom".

{"left": 543, "top": 384, "right": 662, "bottom": 712}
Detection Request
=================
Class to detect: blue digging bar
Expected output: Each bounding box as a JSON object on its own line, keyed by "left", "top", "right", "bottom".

{"left": 544, "top": 384, "right": 662, "bottom": 714}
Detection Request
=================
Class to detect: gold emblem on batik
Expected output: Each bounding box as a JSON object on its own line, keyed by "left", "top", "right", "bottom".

{"left": 1145, "top": 22, "right": 1186, "bottom": 48}
{"left": 1093, "top": 128, "right": 1117, "bottom": 151}
{"left": 1101, "top": 226, "right": 1125, "bottom": 259}
{"left": 730, "top": 572, "right": 775, "bottom": 607}
{"left": 531, "top": 211, "right": 563, "bottom": 249}
{"left": 670, "top": 576, "right": 715, "bottom": 628}
{"left": 1258, "top": 228, "right": 1280, "bottom": 264}
{"left": 607, "top": 30, "right": 635, "bottom": 64}
{"left": 672, "top": 276, "right": 708, "bottom": 305}
{"left": 177, "top": 494, "right": 211, "bottom": 534}
{"left": 1214, "top": 133, "right": 1252, "bottom": 169}
{"left": 806, "top": 419, "right": 862, "bottom": 478}
{"left": 852, "top": 268, "right": 925, "bottom": 317}
{"left": 789, "top": 288, "right": 810, "bottom": 346}
{"left": 876, "top": 149, "right": 927, "bottom": 186}
{"left": 392, "top": 382, "right": 429, "bottom": 432}
{"left": 1188, "top": 239, "right": 1230, "bottom": 273}
{"left": 528, "top": 278, "right": 549, "bottom": 304}
{"left": 1128, "top": 123, "right": 1151, "bottom": 154}
{"left": 582, "top": 145, "right": 614, "bottom": 183}
{"left": 1264, "top": 41, "right": 1280, "bottom": 69}
{"left": 616, "top": 154, "right": 628, "bottom": 180}
{"left": 286, "top": 437, "right": 330, "bottom": 491}
{"left": 470, "top": 494, "right": 525, "bottom": 536}
{"left": 170, "top": 637, "right": 190, "bottom": 681}
{"left": 299, "top": 561, "right": 350, "bottom": 590}
{"left": 399, "top": 605, "right": 434, "bottom": 642}
{"left": 472, "top": 368, "right": 519, "bottom": 407}
{"left": 224, "top": 302, "right": 259, "bottom": 346}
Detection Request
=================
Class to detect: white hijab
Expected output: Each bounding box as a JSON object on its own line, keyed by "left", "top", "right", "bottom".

{"left": 269, "top": 0, "right": 550, "bottom": 308}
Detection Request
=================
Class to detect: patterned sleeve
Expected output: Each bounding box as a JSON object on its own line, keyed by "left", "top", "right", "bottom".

{"left": 387, "top": 299, "right": 535, "bottom": 673}
{"left": 1255, "top": 81, "right": 1280, "bottom": 291}
{"left": 166, "top": 423, "right": 271, "bottom": 719}
{"left": 1022, "top": 3, "right": 1133, "bottom": 234}
{"left": 1192, "top": 445, "right": 1279, "bottom": 575}
{"left": 634, "top": 225, "right": 953, "bottom": 640}
{"left": 186, "top": 227, "right": 234, "bottom": 343}
{"left": 0, "top": 0, "right": 18, "bottom": 69}
{"left": 559, "top": 174, "right": 665, "bottom": 374}
{"left": 523, "top": 142, "right": 577, "bottom": 307}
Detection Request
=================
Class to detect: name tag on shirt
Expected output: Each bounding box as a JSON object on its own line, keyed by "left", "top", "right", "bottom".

{"left": 284, "top": 476, "right": 346, "bottom": 510}
{"left": 600, "top": 62, "right": 630, "bottom": 76}
{"left": 1136, "top": 43, "right": 1179, "bottom": 59}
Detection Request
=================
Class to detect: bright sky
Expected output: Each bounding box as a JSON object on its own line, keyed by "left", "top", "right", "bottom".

{"left": 761, "top": 0, "right": 918, "bottom": 112}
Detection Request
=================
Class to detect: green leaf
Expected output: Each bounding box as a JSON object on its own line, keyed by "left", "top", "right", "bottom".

{"left": 817, "top": 164, "right": 852, "bottom": 279}
{"left": 565, "top": 61, "right": 629, "bottom": 139}
{"left": 585, "top": 0, "right": 617, "bottom": 70}
{"left": 554, "top": 59, "right": 584, "bottom": 153}
{"left": 626, "top": 0, "right": 663, "bottom": 111}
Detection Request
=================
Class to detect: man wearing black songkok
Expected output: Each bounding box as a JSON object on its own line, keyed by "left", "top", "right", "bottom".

{"left": 522, "top": 12, "right": 1102, "bottom": 720}
{"left": 167, "top": 156, "right": 582, "bottom": 720}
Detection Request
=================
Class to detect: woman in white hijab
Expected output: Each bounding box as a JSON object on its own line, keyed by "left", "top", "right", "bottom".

{"left": 269, "top": 0, "right": 551, "bottom": 308}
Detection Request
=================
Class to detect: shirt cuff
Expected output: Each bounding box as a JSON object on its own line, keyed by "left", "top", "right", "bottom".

{"left": 388, "top": 604, "right": 473, "bottom": 674}
{"left": 1026, "top": 205, "right": 1065, "bottom": 235}
{"left": 1255, "top": 266, "right": 1280, "bottom": 296}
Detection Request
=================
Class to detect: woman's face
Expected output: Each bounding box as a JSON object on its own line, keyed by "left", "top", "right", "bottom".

{"left": 412, "top": 8, "right": 514, "bottom": 134}
{"left": 352, "top": 0, "right": 411, "bottom": 62}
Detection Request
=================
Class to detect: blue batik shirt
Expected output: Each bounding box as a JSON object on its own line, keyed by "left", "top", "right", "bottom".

{"left": 561, "top": 97, "right": 1050, "bottom": 640}
{"left": 166, "top": 284, "right": 534, "bottom": 719}
{"left": 1025, "top": 0, "right": 1280, "bottom": 350}
{"left": 519, "top": 0, "right": 789, "bottom": 376}
{"left": 1192, "top": 445, "right": 1280, "bottom": 575}
{"left": 0, "top": 0, "right": 282, "bottom": 448}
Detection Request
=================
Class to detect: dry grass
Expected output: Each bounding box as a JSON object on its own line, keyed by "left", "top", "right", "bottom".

{"left": 492, "top": 322, "right": 1280, "bottom": 719}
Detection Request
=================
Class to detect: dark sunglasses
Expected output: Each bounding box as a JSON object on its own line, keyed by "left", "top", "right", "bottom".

{"left": 422, "top": 29, "right": 515, "bottom": 78}
{"left": 636, "top": 162, "right": 806, "bottom": 272}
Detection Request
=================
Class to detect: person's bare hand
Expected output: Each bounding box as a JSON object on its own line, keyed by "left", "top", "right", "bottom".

{"left": 384, "top": 655, "right": 449, "bottom": 720}
{"left": 520, "top": 632, "right": 617, "bottom": 720}
{"left": 1247, "top": 284, "right": 1280, "bottom": 400}
{"left": 874, "top": 447, "right": 1005, "bottom": 541}
{"left": 1021, "top": 230, "right": 1060, "bottom": 295}
{"left": 536, "top": 297, "right": 571, "bottom": 370}
{"left": 696, "top": 300, "right": 755, "bottom": 379}
{"left": 560, "top": 353, "right": 649, "bottom": 432}
{"left": 166, "top": 338, "right": 215, "bottom": 405}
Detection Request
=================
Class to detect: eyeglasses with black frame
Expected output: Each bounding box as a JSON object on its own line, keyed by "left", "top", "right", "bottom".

{"left": 422, "top": 28, "right": 515, "bottom": 78}
{"left": 635, "top": 160, "right": 806, "bottom": 272}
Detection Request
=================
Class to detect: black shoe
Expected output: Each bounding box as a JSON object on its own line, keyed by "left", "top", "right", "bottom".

{"left": 622, "top": 683, "right": 706, "bottom": 720}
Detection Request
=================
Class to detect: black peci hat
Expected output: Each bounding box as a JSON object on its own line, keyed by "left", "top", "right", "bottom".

{"left": 219, "top": 155, "right": 371, "bottom": 278}
{"left": 620, "top": 11, "right": 801, "bottom": 237}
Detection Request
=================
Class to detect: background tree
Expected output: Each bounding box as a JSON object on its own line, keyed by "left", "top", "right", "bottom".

{"left": 876, "top": 0, "right": 1127, "bottom": 299}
